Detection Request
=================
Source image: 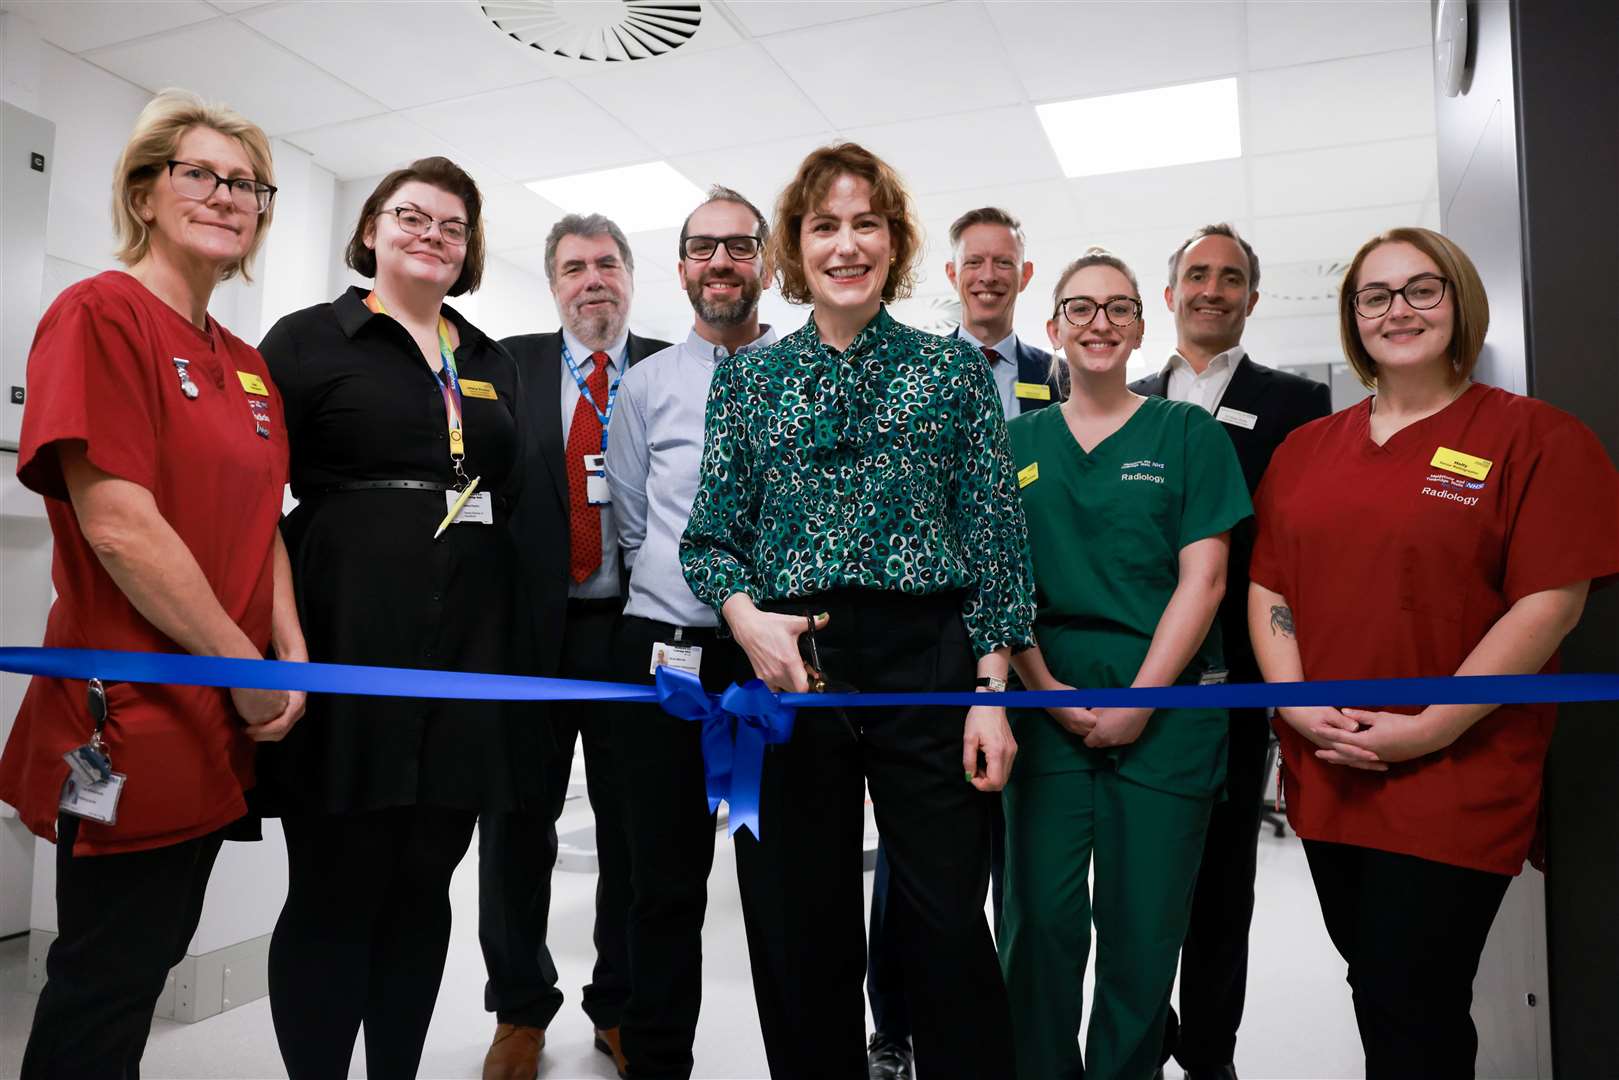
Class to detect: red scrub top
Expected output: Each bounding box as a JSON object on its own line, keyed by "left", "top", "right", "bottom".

{"left": 1250, "top": 383, "right": 1619, "bottom": 875}
{"left": 0, "top": 271, "right": 289, "bottom": 855}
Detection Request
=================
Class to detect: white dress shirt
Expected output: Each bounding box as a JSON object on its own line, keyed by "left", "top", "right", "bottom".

{"left": 1165, "top": 344, "right": 1246, "bottom": 414}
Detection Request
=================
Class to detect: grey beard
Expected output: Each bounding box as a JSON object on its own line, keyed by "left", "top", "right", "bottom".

{"left": 569, "top": 308, "right": 626, "bottom": 350}
{"left": 688, "top": 277, "right": 761, "bottom": 328}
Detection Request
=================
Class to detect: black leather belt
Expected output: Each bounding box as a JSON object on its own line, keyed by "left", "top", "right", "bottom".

{"left": 308, "top": 480, "right": 454, "bottom": 494}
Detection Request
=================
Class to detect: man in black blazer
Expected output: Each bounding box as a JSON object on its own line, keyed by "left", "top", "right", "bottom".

{"left": 1131, "top": 224, "right": 1332, "bottom": 1080}
{"left": 865, "top": 206, "right": 1062, "bottom": 1080}
{"left": 480, "top": 213, "right": 672, "bottom": 1080}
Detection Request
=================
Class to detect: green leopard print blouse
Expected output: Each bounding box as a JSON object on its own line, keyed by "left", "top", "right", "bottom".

{"left": 679, "top": 306, "right": 1035, "bottom": 657}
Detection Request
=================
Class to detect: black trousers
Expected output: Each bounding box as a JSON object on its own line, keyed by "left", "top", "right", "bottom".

{"left": 1303, "top": 839, "right": 1511, "bottom": 1080}
{"left": 867, "top": 800, "right": 1005, "bottom": 1041}
{"left": 1171, "top": 706, "right": 1271, "bottom": 1068}
{"left": 268, "top": 805, "right": 478, "bottom": 1079}
{"left": 477, "top": 602, "right": 632, "bottom": 1030}
{"left": 20, "top": 815, "right": 226, "bottom": 1080}
{"left": 611, "top": 614, "right": 760, "bottom": 1080}
{"left": 737, "top": 589, "right": 1013, "bottom": 1080}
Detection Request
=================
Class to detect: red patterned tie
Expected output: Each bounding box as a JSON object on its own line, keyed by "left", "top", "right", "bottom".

{"left": 566, "top": 351, "right": 611, "bottom": 583}
{"left": 981, "top": 345, "right": 1003, "bottom": 367}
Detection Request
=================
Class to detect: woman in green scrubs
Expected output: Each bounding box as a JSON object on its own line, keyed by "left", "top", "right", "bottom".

{"left": 1002, "top": 248, "right": 1252, "bottom": 1080}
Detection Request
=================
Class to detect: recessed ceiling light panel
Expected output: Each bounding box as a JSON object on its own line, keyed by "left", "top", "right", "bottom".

{"left": 1037, "top": 78, "right": 1243, "bottom": 179}
{"left": 526, "top": 161, "right": 706, "bottom": 233}
{"left": 483, "top": 0, "right": 702, "bottom": 62}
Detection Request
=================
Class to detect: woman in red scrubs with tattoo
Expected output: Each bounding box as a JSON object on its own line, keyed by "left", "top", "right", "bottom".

{"left": 1248, "top": 227, "right": 1619, "bottom": 1079}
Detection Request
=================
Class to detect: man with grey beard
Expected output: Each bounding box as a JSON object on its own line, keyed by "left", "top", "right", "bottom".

{"left": 602, "top": 185, "right": 779, "bottom": 1080}
{"left": 481, "top": 213, "right": 670, "bottom": 1080}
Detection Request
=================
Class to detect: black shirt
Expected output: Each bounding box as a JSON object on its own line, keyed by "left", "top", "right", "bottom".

{"left": 253, "top": 287, "right": 543, "bottom": 815}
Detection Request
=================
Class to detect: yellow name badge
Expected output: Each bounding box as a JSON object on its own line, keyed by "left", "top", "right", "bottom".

{"left": 1430, "top": 446, "right": 1493, "bottom": 481}
{"left": 1014, "top": 381, "right": 1051, "bottom": 401}
{"left": 236, "top": 371, "right": 269, "bottom": 396}
{"left": 1018, "top": 462, "right": 1039, "bottom": 488}
{"left": 460, "top": 379, "right": 498, "bottom": 400}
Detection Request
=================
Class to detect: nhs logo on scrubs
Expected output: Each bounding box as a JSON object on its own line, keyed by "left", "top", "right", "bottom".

{"left": 1121, "top": 460, "right": 1165, "bottom": 484}
{"left": 1425, "top": 472, "right": 1486, "bottom": 491}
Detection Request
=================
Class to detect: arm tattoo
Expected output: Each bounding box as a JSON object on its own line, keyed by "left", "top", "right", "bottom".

{"left": 1269, "top": 605, "right": 1296, "bottom": 638}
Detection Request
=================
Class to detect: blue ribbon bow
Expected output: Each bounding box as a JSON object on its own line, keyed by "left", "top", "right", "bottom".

{"left": 654, "top": 668, "right": 794, "bottom": 840}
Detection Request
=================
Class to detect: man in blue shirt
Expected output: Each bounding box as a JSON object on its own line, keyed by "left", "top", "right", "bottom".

{"left": 603, "top": 186, "right": 779, "bottom": 1080}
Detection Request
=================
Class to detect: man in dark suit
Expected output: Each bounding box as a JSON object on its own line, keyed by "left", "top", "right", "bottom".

{"left": 865, "top": 206, "right": 1062, "bottom": 1080}
{"left": 480, "top": 213, "right": 672, "bottom": 1080}
{"left": 1131, "top": 224, "right": 1332, "bottom": 1080}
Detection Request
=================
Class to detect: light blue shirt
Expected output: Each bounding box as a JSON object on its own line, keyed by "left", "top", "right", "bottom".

{"left": 561, "top": 326, "right": 629, "bottom": 599}
{"left": 956, "top": 325, "right": 1022, "bottom": 420}
{"left": 606, "top": 324, "right": 777, "bottom": 627}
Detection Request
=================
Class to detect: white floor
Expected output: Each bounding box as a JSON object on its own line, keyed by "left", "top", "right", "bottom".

{"left": 0, "top": 799, "right": 1366, "bottom": 1080}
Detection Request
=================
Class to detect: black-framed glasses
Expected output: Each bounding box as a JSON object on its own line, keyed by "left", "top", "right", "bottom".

{"left": 1055, "top": 294, "right": 1142, "bottom": 328}
{"left": 682, "top": 235, "right": 762, "bottom": 262}
{"left": 1352, "top": 275, "right": 1449, "bottom": 318}
{"left": 166, "top": 160, "right": 276, "bottom": 214}
{"left": 377, "top": 205, "right": 470, "bottom": 246}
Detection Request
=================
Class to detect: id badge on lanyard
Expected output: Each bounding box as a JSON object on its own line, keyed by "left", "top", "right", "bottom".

{"left": 562, "top": 342, "right": 622, "bottom": 506}
{"left": 366, "top": 293, "right": 490, "bottom": 533}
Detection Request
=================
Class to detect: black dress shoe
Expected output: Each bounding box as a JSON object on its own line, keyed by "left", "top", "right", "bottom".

{"left": 867, "top": 1032, "right": 914, "bottom": 1080}
{"left": 1184, "top": 1064, "right": 1239, "bottom": 1080}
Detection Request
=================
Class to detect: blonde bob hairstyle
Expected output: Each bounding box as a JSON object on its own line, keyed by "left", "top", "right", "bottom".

{"left": 768, "top": 142, "right": 922, "bottom": 307}
{"left": 112, "top": 89, "right": 276, "bottom": 283}
{"left": 1339, "top": 227, "right": 1489, "bottom": 390}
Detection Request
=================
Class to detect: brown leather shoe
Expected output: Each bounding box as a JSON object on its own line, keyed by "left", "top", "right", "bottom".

{"left": 482, "top": 1023, "right": 544, "bottom": 1080}
{"left": 593, "top": 1025, "right": 629, "bottom": 1078}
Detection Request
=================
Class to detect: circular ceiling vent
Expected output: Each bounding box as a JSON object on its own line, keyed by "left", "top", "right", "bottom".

{"left": 482, "top": 1, "right": 702, "bottom": 62}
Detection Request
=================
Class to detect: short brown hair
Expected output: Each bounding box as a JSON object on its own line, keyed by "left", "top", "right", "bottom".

{"left": 1047, "top": 246, "right": 1141, "bottom": 387}
{"left": 948, "top": 206, "right": 1025, "bottom": 256}
{"left": 346, "top": 157, "right": 486, "bottom": 296}
{"left": 1339, "top": 226, "right": 1489, "bottom": 389}
{"left": 768, "top": 142, "right": 922, "bottom": 307}
{"left": 1167, "top": 222, "right": 1260, "bottom": 292}
{"left": 112, "top": 88, "right": 275, "bottom": 282}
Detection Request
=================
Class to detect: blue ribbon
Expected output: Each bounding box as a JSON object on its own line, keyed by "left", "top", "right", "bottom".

{"left": 653, "top": 668, "right": 795, "bottom": 840}
{"left": 6, "top": 647, "right": 1619, "bottom": 843}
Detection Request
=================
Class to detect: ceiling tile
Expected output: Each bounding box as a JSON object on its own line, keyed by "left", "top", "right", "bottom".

{"left": 208, "top": 0, "right": 273, "bottom": 10}
{"left": 281, "top": 113, "right": 502, "bottom": 184}
{"left": 502, "top": 242, "right": 554, "bottom": 283}
{"left": 1068, "top": 157, "right": 1248, "bottom": 234}
{"left": 1247, "top": 0, "right": 1432, "bottom": 70}
{"left": 1247, "top": 203, "right": 1426, "bottom": 265}
{"left": 760, "top": 3, "right": 1024, "bottom": 128}
{"left": 722, "top": 0, "right": 938, "bottom": 37}
{"left": 10, "top": 0, "right": 217, "bottom": 53}
{"left": 480, "top": 182, "right": 570, "bottom": 255}
{"left": 669, "top": 131, "right": 836, "bottom": 214}
{"left": 986, "top": 1, "right": 1243, "bottom": 103}
{"left": 914, "top": 179, "right": 1080, "bottom": 257}
{"left": 571, "top": 43, "right": 828, "bottom": 156}
{"left": 242, "top": 1, "right": 556, "bottom": 110}
{"left": 845, "top": 106, "right": 1063, "bottom": 197}
{"left": 1245, "top": 47, "right": 1435, "bottom": 156}
{"left": 403, "top": 80, "right": 656, "bottom": 182}
{"left": 1249, "top": 136, "right": 1437, "bottom": 217}
{"left": 85, "top": 19, "right": 385, "bottom": 134}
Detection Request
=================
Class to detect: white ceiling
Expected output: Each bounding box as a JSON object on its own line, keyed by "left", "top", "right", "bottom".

{"left": 10, "top": 0, "right": 1441, "bottom": 365}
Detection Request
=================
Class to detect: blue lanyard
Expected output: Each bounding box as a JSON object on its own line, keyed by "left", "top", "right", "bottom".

{"left": 561, "top": 340, "right": 623, "bottom": 451}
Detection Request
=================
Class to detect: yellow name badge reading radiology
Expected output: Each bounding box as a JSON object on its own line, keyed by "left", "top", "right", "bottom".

{"left": 236, "top": 371, "right": 269, "bottom": 396}
{"left": 1014, "top": 381, "right": 1052, "bottom": 401}
{"left": 1430, "top": 446, "right": 1493, "bottom": 481}
{"left": 460, "top": 379, "right": 498, "bottom": 400}
{"left": 1018, "top": 462, "right": 1040, "bottom": 488}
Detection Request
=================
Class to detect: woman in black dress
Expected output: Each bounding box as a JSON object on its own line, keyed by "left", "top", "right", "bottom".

{"left": 256, "top": 156, "right": 537, "bottom": 1078}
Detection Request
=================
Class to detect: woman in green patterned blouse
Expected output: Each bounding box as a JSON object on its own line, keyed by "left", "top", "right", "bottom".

{"left": 679, "top": 142, "right": 1034, "bottom": 1080}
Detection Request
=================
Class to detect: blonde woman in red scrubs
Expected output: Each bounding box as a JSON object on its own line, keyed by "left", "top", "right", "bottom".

{"left": 1247, "top": 227, "right": 1619, "bottom": 1079}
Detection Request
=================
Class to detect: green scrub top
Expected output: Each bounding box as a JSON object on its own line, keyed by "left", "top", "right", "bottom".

{"left": 1007, "top": 396, "right": 1253, "bottom": 797}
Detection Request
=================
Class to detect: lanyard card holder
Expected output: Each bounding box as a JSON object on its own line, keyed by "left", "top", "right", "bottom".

{"left": 60, "top": 678, "right": 126, "bottom": 824}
